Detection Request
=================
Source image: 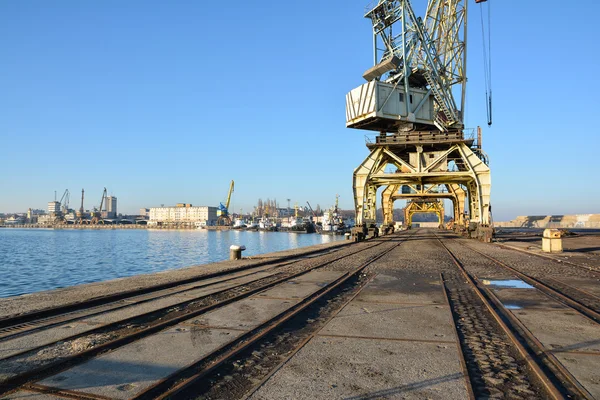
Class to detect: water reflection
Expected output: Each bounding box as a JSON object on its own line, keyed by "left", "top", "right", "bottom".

{"left": 503, "top": 304, "right": 523, "bottom": 310}
{"left": 481, "top": 279, "right": 534, "bottom": 289}
{"left": 0, "top": 229, "right": 344, "bottom": 298}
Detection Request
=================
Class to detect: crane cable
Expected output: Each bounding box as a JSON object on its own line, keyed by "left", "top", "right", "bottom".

{"left": 479, "top": 0, "right": 492, "bottom": 126}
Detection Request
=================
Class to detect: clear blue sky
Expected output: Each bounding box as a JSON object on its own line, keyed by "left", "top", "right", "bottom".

{"left": 1, "top": 1, "right": 598, "bottom": 221}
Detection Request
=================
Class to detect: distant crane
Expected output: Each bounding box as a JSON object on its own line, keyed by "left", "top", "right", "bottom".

{"left": 51, "top": 189, "right": 70, "bottom": 224}
{"left": 306, "top": 201, "right": 321, "bottom": 233}
{"left": 217, "top": 180, "right": 235, "bottom": 226}
{"left": 59, "top": 189, "right": 70, "bottom": 214}
{"left": 91, "top": 187, "right": 107, "bottom": 224}
{"left": 334, "top": 194, "right": 339, "bottom": 214}
{"left": 306, "top": 201, "right": 317, "bottom": 218}
{"left": 76, "top": 189, "right": 86, "bottom": 224}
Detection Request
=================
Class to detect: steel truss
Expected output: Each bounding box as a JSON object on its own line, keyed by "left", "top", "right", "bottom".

{"left": 350, "top": 0, "right": 492, "bottom": 242}
{"left": 353, "top": 141, "right": 491, "bottom": 238}
{"left": 403, "top": 199, "right": 444, "bottom": 228}
{"left": 365, "top": 0, "right": 467, "bottom": 131}
{"left": 382, "top": 182, "right": 466, "bottom": 228}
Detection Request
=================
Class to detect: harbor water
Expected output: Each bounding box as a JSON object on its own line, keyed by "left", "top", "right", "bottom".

{"left": 0, "top": 229, "right": 345, "bottom": 298}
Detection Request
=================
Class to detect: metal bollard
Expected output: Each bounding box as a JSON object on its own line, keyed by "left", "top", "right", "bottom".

{"left": 229, "top": 245, "right": 246, "bottom": 260}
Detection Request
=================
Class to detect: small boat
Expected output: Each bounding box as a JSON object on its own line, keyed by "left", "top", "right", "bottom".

{"left": 233, "top": 219, "right": 247, "bottom": 229}
{"left": 245, "top": 220, "right": 259, "bottom": 230}
{"left": 288, "top": 217, "right": 316, "bottom": 233}
{"left": 321, "top": 197, "right": 349, "bottom": 234}
{"left": 259, "top": 217, "right": 277, "bottom": 231}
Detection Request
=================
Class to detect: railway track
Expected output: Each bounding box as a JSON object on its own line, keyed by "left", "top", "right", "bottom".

{"left": 0, "top": 245, "right": 376, "bottom": 372}
{"left": 496, "top": 242, "right": 600, "bottom": 274}
{"left": 0, "top": 242, "right": 353, "bottom": 331}
{"left": 461, "top": 241, "right": 600, "bottom": 324}
{"left": 0, "top": 233, "right": 410, "bottom": 399}
{"left": 436, "top": 233, "right": 596, "bottom": 399}
{"left": 0, "top": 240, "right": 384, "bottom": 352}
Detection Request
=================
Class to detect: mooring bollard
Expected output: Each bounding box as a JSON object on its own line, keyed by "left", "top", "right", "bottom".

{"left": 542, "top": 229, "right": 562, "bottom": 253}
{"left": 230, "top": 245, "right": 246, "bottom": 260}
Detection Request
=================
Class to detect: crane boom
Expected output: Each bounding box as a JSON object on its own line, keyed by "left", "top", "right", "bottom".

{"left": 99, "top": 187, "right": 107, "bottom": 212}
{"left": 225, "top": 180, "right": 234, "bottom": 210}
{"left": 217, "top": 180, "right": 235, "bottom": 226}
{"left": 59, "top": 189, "right": 70, "bottom": 213}
{"left": 90, "top": 187, "right": 108, "bottom": 224}
{"left": 306, "top": 201, "right": 317, "bottom": 218}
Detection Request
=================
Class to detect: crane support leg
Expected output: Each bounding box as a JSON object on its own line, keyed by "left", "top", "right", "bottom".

{"left": 456, "top": 143, "right": 492, "bottom": 241}
{"left": 353, "top": 147, "right": 385, "bottom": 227}
{"left": 446, "top": 183, "right": 467, "bottom": 232}
{"left": 381, "top": 184, "right": 399, "bottom": 232}
{"left": 352, "top": 140, "right": 491, "bottom": 241}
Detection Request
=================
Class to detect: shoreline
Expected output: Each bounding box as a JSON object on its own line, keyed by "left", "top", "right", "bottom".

{"left": 0, "top": 238, "right": 352, "bottom": 318}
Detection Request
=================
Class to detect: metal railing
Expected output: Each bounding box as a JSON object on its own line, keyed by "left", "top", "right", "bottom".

{"left": 365, "top": 130, "right": 473, "bottom": 145}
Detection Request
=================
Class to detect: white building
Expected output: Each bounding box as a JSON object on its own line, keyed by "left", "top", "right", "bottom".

{"left": 48, "top": 201, "right": 60, "bottom": 214}
{"left": 106, "top": 196, "right": 117, "bottom": 218}
{"left": 149, "top": 204, "right": 218, "bottom": 226}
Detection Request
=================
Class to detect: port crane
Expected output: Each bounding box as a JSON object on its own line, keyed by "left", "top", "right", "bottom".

{"left": 217, "top": 180, "right": 235, "bottom": 226}
{"left": 59, "top": 189, "right": 70, "bottom": 215}
{"left": 348, "top": 0, "right": 493, "bottom": 241}
{"left": 76, "top": 189, "right": 86, "bottom": 224}
{"left": 91, "top": 187, "right": 107, "bottom": 224}
{"left": 306, "top": 201, "right": 317, "bottom": 219}
{"left": 51, "top": 189, "right": 70, "bottom": 224}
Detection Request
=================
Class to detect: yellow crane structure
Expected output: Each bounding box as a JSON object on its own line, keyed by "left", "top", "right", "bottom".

{"left": 217, "top": 180, "right": 235, "bottom": 226}
{"left": 404, "top": 199, "right": 444, "bottom": 229}
{"left": 50, "top": 189, "right": 70, "bottom": 224}
{"left": 347, "top": 0, "right": 493, "bottom": 241}
{"left": 91, "top": 187, "right": 107, "bottom": 224}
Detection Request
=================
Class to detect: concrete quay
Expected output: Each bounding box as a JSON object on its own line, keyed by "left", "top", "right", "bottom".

{"left": 1, "top": 229, "right": 599, "bottom": 399}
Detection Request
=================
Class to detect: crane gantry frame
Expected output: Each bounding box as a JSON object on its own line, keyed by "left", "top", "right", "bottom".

{"left": 348, "top": 0, "right": 492, "bottom": 241}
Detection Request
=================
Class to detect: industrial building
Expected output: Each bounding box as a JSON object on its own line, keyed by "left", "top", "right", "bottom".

{"left": 148, "top": 204, "right": 218, "bottom": 227}
{"left": 106, "top": 196, "right": 117, "bottom": 218}
{"left": 100, "top": 196, "right": 117, "bottom": 219}
{"left": 47, "top": 201, "right": 60, "bottom": 214}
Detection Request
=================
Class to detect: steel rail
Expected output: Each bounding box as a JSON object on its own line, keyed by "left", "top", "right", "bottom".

{"left": 462, "top": 242, "right": 600, "bottom": 324}
{"left": 242, "top": 230, "right": 421, "bottom": 400}
{"left": 239, "top": 273, "right": 380, "bottom": 400}
{"left": 439, "top": 273, "right": 476, "bottom": 400}
{"left": 0, "top": 236, "right": 396, "bottom": 397}
{"left": 134, "top": 231, "right": 414, "bottom": 400}
{"left": 436, "top": 235, "right": 593, "bottom": 400}
{"left": 544, "top": 277, "right": 600, "bottom": 302}
{"left": 496, "top": 243, "right": 600, "bottom": 274}
{"left": 1, "top": 239, "right": 400, "bottom": 367}
{"left": 0, "top": 240, "right": 354, "bottom": 330}
{"left": 0, "top": 239, "right": 393, "bottom": 363}
{"left": 0, "top": 269, "right": 290, "bottom": 365}
{"left": 0, "top": 265, "right": 283, "bottom": 341}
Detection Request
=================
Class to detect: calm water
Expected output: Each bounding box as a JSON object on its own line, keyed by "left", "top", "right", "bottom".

{"left": 0, "top": 229, "right": 344, "bottom": 298}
